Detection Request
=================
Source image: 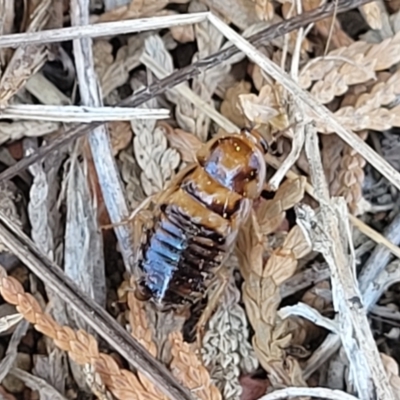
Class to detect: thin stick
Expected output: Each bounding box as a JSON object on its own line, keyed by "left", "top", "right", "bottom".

{"left": 268, "top": 0, "right": 306, "bottom": 190}
{"left": 70, "top": 0, "right": 135, "bottom": 277}
{"left": 0, "top": 0, "right": 374, "bottom": 183}
{"left": 0, "top": 105, "right": 170, "bottom": 122}
{"left": 0, "top": 211, "right": 193, "bottom": 400}
{"left": 207, "top": 13, "right": 400, "bottom": 192}
{"left": 258, "top": 387, "right": 360, "bottom": 400}
{"left": 0, "top": 13, "right": 209, "bottom": 48}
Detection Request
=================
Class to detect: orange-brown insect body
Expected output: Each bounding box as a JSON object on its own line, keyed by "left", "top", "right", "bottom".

{"left": 135, "top": 129, "right": 268, "bottom": 310}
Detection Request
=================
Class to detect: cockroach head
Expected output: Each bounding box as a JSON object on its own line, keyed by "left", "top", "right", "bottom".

{"left": 196, "top": 128, "right": 267, "bottom": 198}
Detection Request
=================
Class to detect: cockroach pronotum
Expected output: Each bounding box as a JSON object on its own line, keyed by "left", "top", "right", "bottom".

{"left": 132, "top": 128, "right": 268, "bottom": 311}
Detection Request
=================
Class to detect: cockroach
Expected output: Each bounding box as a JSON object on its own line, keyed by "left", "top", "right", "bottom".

{"left": 133, "top": 128, "right": 268, "bottom": 311}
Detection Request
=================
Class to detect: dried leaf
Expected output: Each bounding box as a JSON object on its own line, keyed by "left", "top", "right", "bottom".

{"left": 252, "top": 0, "right": 274, "bottom": 21}
{"left": 237, "top": 213, "right": 309, "bottom": 387}
{"left": 108, "top": 121, "right": 133, "bottom": 155}
{"left": 164, "top": 127, "right": 202, "bottom": 163}
{"left": 257, "top": 177, "right": 306, "bottom": 236}
{"left": 220, "top": 80, "right": 251, "bottom": 128}
{"left": 239, "top": 84, "right": 289, "bottom": 130}
{"left": 131, "top": 83, "right": 181, "bottom": 196}
{"left": 302, "top": 0, "right": 353, "bottom": 49}
{"left": 359, "top": 2, "right": 382, "bottom": 30}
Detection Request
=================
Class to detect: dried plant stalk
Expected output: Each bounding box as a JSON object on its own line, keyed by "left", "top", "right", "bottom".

{"left": 297, "top": 124, "right": 394, "bottom": 400}
{"left": 0, "top": 104, "right": 170, "bottom": 122}
{"left": 0, "top": 266, "right": 164, "bottom": 400}
{"left": 0, "top": 0, "right": 51, "bottom": 106}
{"left": 0, "top": 13, "right": 209, "bottom": 48}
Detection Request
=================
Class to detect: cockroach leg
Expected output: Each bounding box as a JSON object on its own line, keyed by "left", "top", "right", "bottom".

{"left": 195, "top": 269, "right": 230, "bottom": 348}
{"left": 100, "top": 195, "right": 156, "bottom": 230}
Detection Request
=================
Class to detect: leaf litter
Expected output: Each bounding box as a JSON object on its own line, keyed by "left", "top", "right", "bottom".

{"left": 0, "top": 1, "right": 400, "bottom": 400}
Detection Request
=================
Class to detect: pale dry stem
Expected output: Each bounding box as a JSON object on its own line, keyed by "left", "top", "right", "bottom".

{"left": 297, "top": 124, "right": 394, "bottom": 400}
{"left": 0, "top": 105, "right": 170, "bottom": 122}
{"left": 259, "top": 386, "right": 360, "bottom": 400}
{"left": 0, "top": 13, "right": 209, "bottom": 48}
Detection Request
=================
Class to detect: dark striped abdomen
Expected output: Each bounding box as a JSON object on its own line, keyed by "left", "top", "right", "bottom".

{"left": 137, "top": 167, "right": 246, "bottom": 309}
{"left": 138, "top": 202, "right": 226, "bottom": 308}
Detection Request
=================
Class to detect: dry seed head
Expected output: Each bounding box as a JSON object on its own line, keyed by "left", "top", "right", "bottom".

{"left": 202, "top": 272, "right": 258, "bottom": 400}
{"left": 169, "top": 331, "right": 222, "bottom": 400}
{"left": 237, "top": 214, "right": 309, "bottom": 386}
{"left": 0, "top": 266, "right": 161, "bottom": 400}
{"left": 299, "top": 31, "right": 400, "bottom": 105}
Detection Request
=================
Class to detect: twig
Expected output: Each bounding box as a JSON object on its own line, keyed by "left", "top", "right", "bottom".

{"left": 0, "top": 105, "right": 170, "bottom": 122}
{"left": 0, "top": 0, "right": 374, "bottom": 182}
{"left": 358, "top": 212, "right": 400, "bottom": 294}
{"left": 280, "top": 264, "right": 331, "bottom": 299}
{"left": 0, "top": 211, "right": 194, "bottom": 400}
{"left": 295, "top": 124, "right": 393, "bottom": 400}
{"left": 257, "top": 387, "right": 360, "bottom": 400}
{"left": 70, "top": 0, "right": 134, "bottom": 275}
{"left": 304, "top": 259, "right": 400, "bottom": 379}
{"left": 268, "top": 0, "right": 306, "bottom": 191}
{"left": 279, "top": 303, "right": 339, "bottom": 334}
{"left": 0, "top": 13, "right": 210, "bottom": 48}
{"left": 207, "top": 13, "right": 400, "bottom": 192}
